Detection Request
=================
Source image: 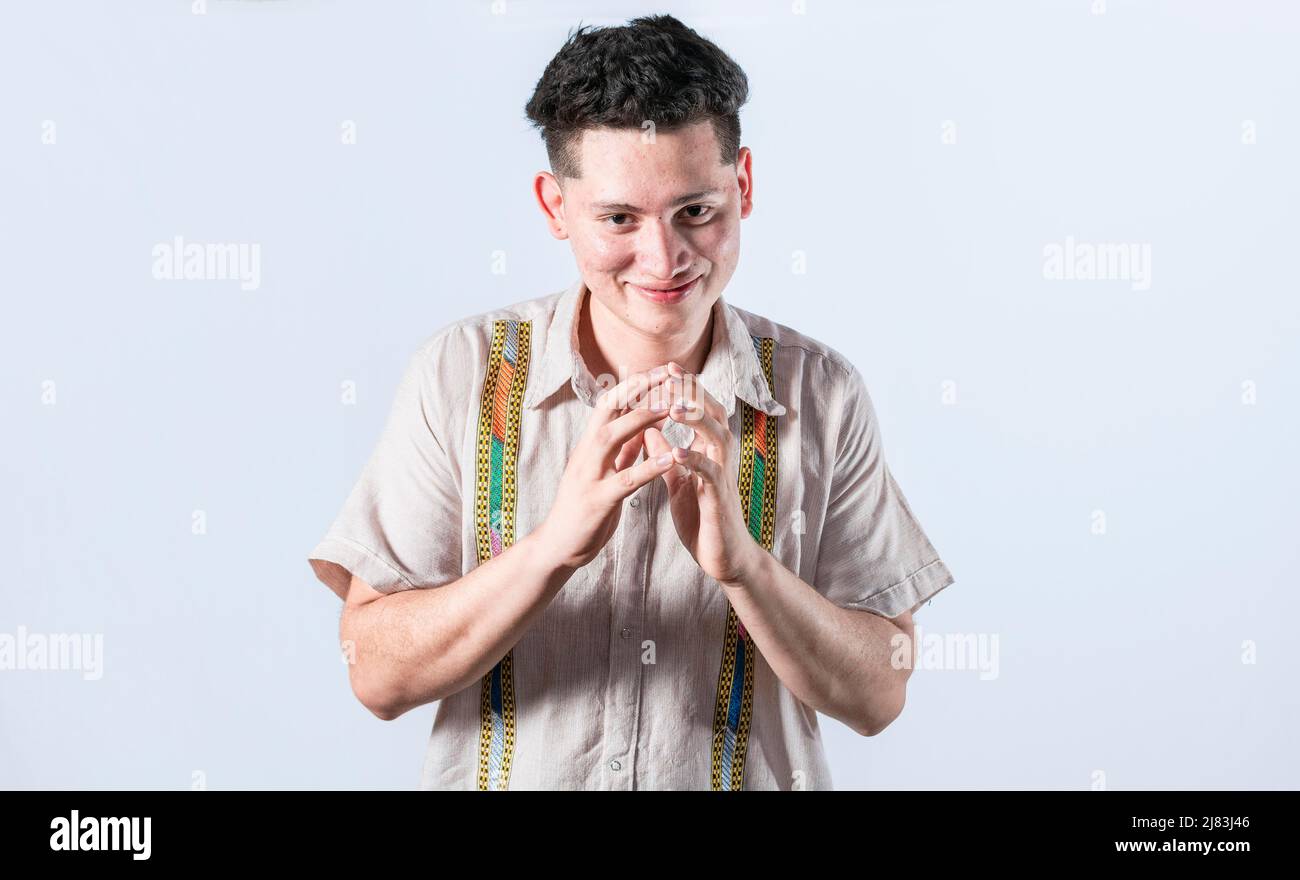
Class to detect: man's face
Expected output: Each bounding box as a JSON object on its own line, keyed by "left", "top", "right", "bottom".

{"left": 536, "top": 120, "right": 753, "bottom": 340}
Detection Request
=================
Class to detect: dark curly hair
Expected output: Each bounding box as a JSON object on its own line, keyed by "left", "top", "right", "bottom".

{"left": 523, "top": 14, "right": 749, "bottom": 181}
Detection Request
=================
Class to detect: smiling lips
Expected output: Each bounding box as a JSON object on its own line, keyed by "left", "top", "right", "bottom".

{"left": 628, "top": 275, "right": 701, "bottom": 304}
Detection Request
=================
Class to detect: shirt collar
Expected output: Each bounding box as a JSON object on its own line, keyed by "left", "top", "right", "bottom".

{"left": 523, "top": 276, "right": 787, "bottom": 418}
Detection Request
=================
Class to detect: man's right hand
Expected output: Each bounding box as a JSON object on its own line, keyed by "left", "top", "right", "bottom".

{"left": 534, "top": 364, "right": 680, "bottom": 570}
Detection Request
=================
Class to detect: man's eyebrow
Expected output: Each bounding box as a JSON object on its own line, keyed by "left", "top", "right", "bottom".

{"left": 591, "top": 189, "right": 724, "bottom": 213}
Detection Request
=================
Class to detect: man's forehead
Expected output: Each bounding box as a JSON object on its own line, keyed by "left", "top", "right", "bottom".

{"left": 577, "top": 122, "right": 722, "bottom": 168}
{"left": 569, "top": 124, "right": 730, "bottom": 207}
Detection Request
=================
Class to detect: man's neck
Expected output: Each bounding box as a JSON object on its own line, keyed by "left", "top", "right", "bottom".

{"left": 577, "top": 285, "right": 714, "bottom": 383}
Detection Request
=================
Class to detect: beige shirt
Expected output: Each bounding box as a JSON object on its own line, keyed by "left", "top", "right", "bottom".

{"left": 308, "top": 276, "right": 955, "bottom": 790}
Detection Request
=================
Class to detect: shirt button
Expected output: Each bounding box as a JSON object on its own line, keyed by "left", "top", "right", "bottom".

{"left": 629, "top": 496, "right": 640, "bottom": 508}
{"left": 610, "top": 760, "right": 622, "bottom": 771}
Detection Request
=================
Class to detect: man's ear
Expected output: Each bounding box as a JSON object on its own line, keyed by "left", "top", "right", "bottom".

{"left": 735, "top": 146, "right": 753, "bottom": 220}
{"left": 534, "top": 171, "right": 569, "bottom": 240}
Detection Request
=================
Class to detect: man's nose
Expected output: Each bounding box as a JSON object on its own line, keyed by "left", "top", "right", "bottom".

{"left": 634, "top": 219, "right": 691, "bottom": 280}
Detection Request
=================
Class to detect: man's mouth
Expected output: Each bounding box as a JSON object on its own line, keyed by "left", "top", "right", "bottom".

{"left": 626, "top": 275, "right": 701, "bottom": 304}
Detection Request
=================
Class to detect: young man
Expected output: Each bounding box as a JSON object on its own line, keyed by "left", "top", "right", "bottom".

{"left": 308, "top": 14, "right": 954, "bottom": 791}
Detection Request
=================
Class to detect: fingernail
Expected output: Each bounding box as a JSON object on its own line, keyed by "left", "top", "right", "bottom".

{"left": 655, "top": 452, "right": 672, "bottom": 465}
{"left": 649, "top": 366, "right": 666, "bottom": 380}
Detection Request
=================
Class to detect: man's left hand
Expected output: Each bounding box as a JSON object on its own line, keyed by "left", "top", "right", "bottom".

{"left": 641, "top": 362, "right": 764, "bottom": 587}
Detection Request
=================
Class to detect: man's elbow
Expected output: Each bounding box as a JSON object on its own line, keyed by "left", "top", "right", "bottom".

{"left": 363, "top": 696, "right": 402, "bottom": 722}
{"left": 349, "top": 666, "right": 405, "bottom": 722}
{"left": 856, "top": 686, "right": 906, "bottom": 737}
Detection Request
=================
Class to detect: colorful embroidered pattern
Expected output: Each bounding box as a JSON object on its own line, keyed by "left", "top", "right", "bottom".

{"left": 474, "top": 319, "right": 531, "bottom": 791}
{"left": 710, "top": 334, "right": 779, "bottom": 791}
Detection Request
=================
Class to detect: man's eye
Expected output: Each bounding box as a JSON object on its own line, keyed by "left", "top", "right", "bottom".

{"left": 604, "top": 214, "right": 631, "bottom": 227}
{"left": 683, "top": 205, "right": 713, "bottom": 220}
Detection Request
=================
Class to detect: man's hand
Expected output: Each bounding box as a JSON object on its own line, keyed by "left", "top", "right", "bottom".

{"left": 534, "top": 364, "right": 680, "bottom": 570}
{"left": 642, "top": 362, "right": 765, "bottom": 586}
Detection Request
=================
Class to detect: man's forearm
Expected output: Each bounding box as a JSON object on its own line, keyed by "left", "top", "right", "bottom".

{"left": 719, "top": 550, "right": 912, "bottom": 736}
{"left": 342, "top": 528, "right": 576, "bottom": 720}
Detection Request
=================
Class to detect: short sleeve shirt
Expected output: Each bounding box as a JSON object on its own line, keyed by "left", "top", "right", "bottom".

{"left": 308, "top": 276, "right": 955, "bottom": 790}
